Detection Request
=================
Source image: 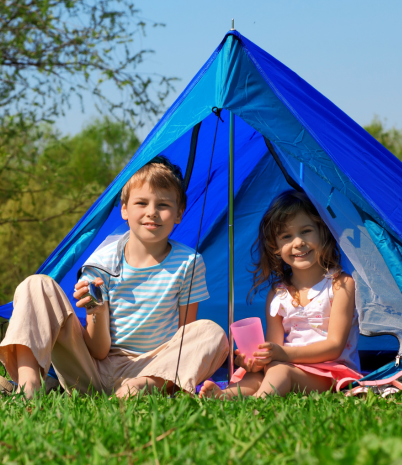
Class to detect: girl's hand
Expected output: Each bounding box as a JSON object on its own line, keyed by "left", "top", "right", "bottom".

{"left": 234, "top": 350, "right": 264, "bottom": 372}
{"left": 234, "top": 342, "right": 286, "bottom": 372}
{"left": 253, "top": 342, "right": 284, "bottom": 366}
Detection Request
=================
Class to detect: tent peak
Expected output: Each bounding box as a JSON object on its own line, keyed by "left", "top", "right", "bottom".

{"left": 221, "top": 30, "right": 242, "bottom": 48}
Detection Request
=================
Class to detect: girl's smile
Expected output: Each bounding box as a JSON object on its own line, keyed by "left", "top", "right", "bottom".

{"left": 276, "top": 211, "right": 322, "bottom": 271}
{"left": 291, "top": 249, "right": 312, "bottom": 259}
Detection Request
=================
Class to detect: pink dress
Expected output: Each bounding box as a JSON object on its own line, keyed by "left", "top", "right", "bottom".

{"left": 231, "top": 271, "right": 362, "bottom": 384}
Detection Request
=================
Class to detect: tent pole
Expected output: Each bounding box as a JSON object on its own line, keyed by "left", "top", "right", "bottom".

{"left": 228, "top": 111, "right": 235, "bottom": 381}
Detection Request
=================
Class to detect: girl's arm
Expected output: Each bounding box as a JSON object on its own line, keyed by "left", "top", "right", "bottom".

{"left": 254, "top": 273, "right": 355, "bottom": 365}
{"left": 179, "top": 302, "right": 198, "bottom": 327}
{"left": 74, "top": 278, "right": 111, "bottom": 360}
{"left": 265, "top": 288, "right": 285, "bottom": 346}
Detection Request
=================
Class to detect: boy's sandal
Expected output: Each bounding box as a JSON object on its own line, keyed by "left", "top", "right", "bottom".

{"left": 1, "top": 375, "right": 61, "bottom": 397}
{"left": 0, "top": 375, "right": 14, "bottom": 396}
{"left": 45, "top": 376, "right": 61, "bottom": 394}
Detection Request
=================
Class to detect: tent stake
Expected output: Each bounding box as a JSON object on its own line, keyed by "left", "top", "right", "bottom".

{"left": 228, "top": 111, "right": 235, "bottom": 381}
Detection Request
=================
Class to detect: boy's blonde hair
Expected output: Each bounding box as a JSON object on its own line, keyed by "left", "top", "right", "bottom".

{"left": 121, "top": 156, "right": 187, "bottom": 212}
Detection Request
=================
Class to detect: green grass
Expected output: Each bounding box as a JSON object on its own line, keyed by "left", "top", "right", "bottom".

{"left": 1, "top": 384, "right": 402, "bottom": 465}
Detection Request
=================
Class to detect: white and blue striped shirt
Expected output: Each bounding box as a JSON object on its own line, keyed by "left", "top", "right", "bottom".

{"left": 80, "top": 239, "right": 209, "bottom": 353}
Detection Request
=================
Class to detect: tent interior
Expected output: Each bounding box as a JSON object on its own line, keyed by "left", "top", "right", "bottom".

{"left": 1, "top": 31, "right": 402, "bottom": 376}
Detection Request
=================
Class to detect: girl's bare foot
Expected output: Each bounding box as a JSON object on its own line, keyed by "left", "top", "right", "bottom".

{"left": 200, "top": 372, "right": 265, "bottom": 400}
{"left": 199, "top": 380, "right": 226, "bottom": 399}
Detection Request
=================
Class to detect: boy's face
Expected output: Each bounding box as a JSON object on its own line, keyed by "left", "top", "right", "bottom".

{"left": 121, "top": 182, "right": 182, "bottom": 244}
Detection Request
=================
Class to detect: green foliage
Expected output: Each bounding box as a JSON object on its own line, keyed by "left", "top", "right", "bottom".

{"left": 0, "top": 1, "right": 173, "bottom": 305}
{"left": 1, "top": 390, "right": 402, "bottom": 464}
{"left": 364, "top": 117, "right": 402, "bottom": 161}
{"left": 0, "top": 0, "right": 175, "bottom": 304}
{"left": 0, "top": 0, "right": 175, "bottom": 127}
{"left": 0, "top": 118, "right": 139, "bottom": 304}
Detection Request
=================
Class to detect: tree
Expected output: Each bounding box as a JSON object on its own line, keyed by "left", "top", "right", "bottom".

{"left": 0, "top": 0, "right": 174, "bottom": 127}
{"left": 364, "top": 118, "right": 402, "bottom": 161}
{"left": 0, "top": 117, "right": 139, "bottom": 226}
{"left": 0, "top": 118, "right": 140, "bottom": 304}
{"left": 0, "top": 1, "right": 171, "bottom": 227}
{"left": 0, "top": 2, "right": 175, "bottom": 306}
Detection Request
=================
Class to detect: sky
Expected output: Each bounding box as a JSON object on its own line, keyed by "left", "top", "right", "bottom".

{"left": 57, "top": 0, "right": 402, "bottom": 140}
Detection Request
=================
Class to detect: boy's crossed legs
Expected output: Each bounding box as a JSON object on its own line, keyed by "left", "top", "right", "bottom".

{"left": 0, "top": 275, "right": 228, "bottom": 399}
{"left": 11, "top": 344, "right": 175, "bottom": 399}
{"left": 199, "top": 361, "right": 334, "bottom": 399}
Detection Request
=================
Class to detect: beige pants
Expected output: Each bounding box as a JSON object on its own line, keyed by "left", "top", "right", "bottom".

{"left": 0, "top": 275, "right": 229, "bottom": 395}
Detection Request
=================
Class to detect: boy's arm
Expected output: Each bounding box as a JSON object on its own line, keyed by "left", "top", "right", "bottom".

{"left": 74, "top": 278, "right": 111, "bottom": 360}
{"left": 178, "top": 253, "right": 208, "bottom": 328}
{"left": 178, "top": 302, "right": 198, "bottom": 327}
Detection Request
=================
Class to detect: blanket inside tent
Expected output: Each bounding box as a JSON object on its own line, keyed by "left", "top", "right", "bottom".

{"left": 1, "top": 30, "right": 402, "bottom": 375}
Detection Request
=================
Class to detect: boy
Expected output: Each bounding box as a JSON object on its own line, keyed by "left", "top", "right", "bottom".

{"left": 0, "top": 156, "right": 228, "bottom": 398}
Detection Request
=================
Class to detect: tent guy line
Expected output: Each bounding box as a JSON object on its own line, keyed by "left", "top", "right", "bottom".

{"left": 172, "top": 107, "right": 223, "bottom": 394}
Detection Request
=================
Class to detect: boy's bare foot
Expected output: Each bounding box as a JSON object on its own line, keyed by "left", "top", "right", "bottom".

{"left": 114, "top": 376, "right": 175, "bottom": 399}
{"left": 199, "top": 380, "right": 226, "bottom": 399}
{"left": 115, "top": 384, "right": 140, "bottom": 399}
{"left": 16, "top": 381, "right": 40, "bottom": 399}
{"left": 15, "top": 345, "right": 41, "bottom": 399}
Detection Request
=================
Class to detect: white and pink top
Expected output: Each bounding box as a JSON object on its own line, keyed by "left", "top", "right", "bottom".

{"left": 270, "top": 271, "right": 361, "bottom": 373}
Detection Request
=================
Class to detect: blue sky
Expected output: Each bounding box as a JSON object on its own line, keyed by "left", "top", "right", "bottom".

{"left": 58, "top": 0, "right": 402, "bottom": 139}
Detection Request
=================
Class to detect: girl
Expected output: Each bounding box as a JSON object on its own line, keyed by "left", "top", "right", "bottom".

{"left": 200, "top": 190, "right": 361, "bottom": 399}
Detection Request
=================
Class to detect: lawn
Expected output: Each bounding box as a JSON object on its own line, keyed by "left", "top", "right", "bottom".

{"left": 1, "top": 366, "right": 402, "bottom": 465}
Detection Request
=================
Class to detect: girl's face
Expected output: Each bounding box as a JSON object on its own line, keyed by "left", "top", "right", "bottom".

{"left": 275, "top": 211, "right": 323, "bottom": 271}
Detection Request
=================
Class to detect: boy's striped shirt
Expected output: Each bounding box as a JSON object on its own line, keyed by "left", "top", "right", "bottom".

{"left": 80, "top": 239, "right": 209, "bottom": 353}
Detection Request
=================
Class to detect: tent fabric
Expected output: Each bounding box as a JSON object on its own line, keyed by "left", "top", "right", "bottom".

{"left": 276, "top": 144, "right": 401, "bottom": 351}
{"left": 1, "top": 31, "right": 401, "bottom": 358}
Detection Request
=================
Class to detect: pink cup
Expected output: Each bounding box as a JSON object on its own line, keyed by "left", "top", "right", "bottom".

{"left": 230, "top": 317, "right": 265, "bottom": 363}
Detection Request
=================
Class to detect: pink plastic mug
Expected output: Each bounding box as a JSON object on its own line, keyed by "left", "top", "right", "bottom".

{"left": 230, "top": 317, "right": 266, "bottom": 363}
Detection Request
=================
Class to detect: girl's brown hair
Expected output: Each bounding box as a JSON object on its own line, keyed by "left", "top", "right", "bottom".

{"left": 248, "top": 190, "right": 341, "bottom": 304}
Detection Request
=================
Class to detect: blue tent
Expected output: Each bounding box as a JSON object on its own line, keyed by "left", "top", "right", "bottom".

{"left": 1, "top": 31, "right": 402, "bottom": 368}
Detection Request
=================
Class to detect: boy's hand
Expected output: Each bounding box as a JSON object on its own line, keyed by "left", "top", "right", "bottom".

{"left": 73, "top": 278, "right": 104, "bottom": 313}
